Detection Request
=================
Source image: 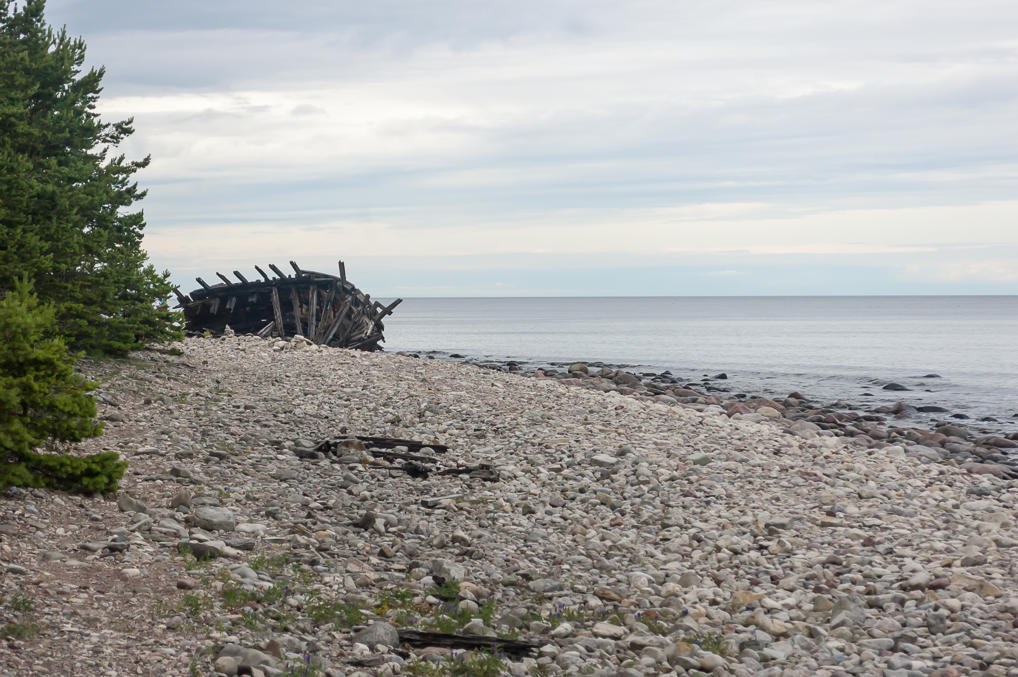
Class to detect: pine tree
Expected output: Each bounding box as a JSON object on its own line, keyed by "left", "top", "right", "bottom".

{"left": 0, "top": 280, "right": 125, "bottom": 494}
{"left": 0, "top": 0, "right": 181, "bottom": 355}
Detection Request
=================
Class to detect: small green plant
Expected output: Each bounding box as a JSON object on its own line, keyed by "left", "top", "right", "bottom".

{"left": 635, "top": 610, "right": 672, "bottom": 635}
{"left": 477, "top": 598, "right": 497, "bottom": 626}
{"left": 427, "top": 579, "right": 461, "bottom": 601}
{"left": 305, "top": 596, "right": 364, "bottom": 629}
{"left": 221, "top": 585, "right": 257, "bottom": 609}
{"left": 178, "top": 545, "right": 214, "bottom": 570}
{"left": 0, "top": 622, "right": 40, "bottom": 639}
{"left": 427, "top": 602, "right": 475, "bottom": 633}
{"left": 241, "top": 609, "right": 262, "bottom": 631}
{"left": 375, "top": 585, "right": 416, "bottom": 614}
{"left": 281, "top": 651, "right": 323, "bottom": 677}
{"left": 8, "top": 595, "right": 33, "bottom": 613}
{"left": 405, "top": 650, "right": 507, "bottom": 677}
{"left": 683, "top": 631, "right": 729, "bottom": 656}
{"left": 249, "top": 553, "right": 291, "bottom": 575}
{"left": 180, "top": 593, "right": 212, "bottom": 617}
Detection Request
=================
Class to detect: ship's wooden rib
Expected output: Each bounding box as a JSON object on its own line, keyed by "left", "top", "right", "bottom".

{"left": 176, "top": 260, "right": 399, "bottom": 351}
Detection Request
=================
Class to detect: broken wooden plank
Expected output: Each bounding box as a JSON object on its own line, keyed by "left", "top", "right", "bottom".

{"left": 365, "top": 449, "right": 439, "bottom": 464}
{"left": 233, "top": 270, "right": 249, "bottom": 284}
{"left": 322, "top": 296, "right": 352, "bottom": 345}
{"left": 216, "top": 272, "right": 234, "bottom": 286}
{"left": 289, "top": 260, "right": 302, "bottom": 277}
{"left": 209, "top": 297, "right": 220, "bottom": 315}
{"left": 268, "top": 263, "right": 287, "bottom": 279}
{"left": 376, "top": 298, "right": 402, "bottom": 321}
{"left": 196, "top": 277, "right": 212, "bottom": 290}
{"left": 254, "top": 265, "right": 271, "bottom": 282}
{"left": 338, "top": 260, "right": 346, "bottom": 289}
{"left": 315, "top": 282, "right": 338, "bottom": 343}
{"left": 397, "top": 630, "right": 541, "bottom": 657}
{"left": 355, "top": 436, "right": 449, "bottom": 454}
{"left": 256, "top": 321, "right": 275, "bottom": 337}
{"left": 346, "top": 332, "right": 383, "bottom": 349}
{"left": 308, "top": 285, "right": 318, "bottom": 340}
{"left": 289, "top": 287, "right": 304, "bottom": 336}
{"left": 438, "top": 465, "right": 500, "bottom": 481}
{"left": 271, "top": 287, "right": 286, "bottom": 338}
{"left": 225, "top": 295, "right": 237, "bottom": 312}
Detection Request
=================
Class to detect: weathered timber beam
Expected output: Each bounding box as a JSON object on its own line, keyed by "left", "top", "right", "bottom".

{"left": 354, "top": 436, "right": 449, "bottom": 453}
{"left": 378, "top": 298, "right": 402, "bottom": 320}
{"left": 257, "top": 321, "right": 274, "bottom": 337}
{"left": 308, "top": 285, "right": 318, "bottom": 341}
{"left": 271, "top": 287, "right": 286, "bottom": 338}
{"left": 289, "top": 287, "right": 304, "bottom": 336}
{"left": 315, "top": 282, "right": 338, "bottom": 343}
{"left": 226, "top": 295, "right": 237, "bottom": 312}
{"left": 345, "top": 331, "right": 382, "bottom": 349}
{"left": 254, "top": 265, "right": 271, "bottom": 282}
{"left": 233, "top": 270, "right": 249, "bottom": 284}
{"left": 289, "top": 260, "right": 302, "bottom": 277}
{"left": 209, "top": 297, "right": 220, "bottom": 315}
{"left": 338, "top": 260, "right": 346, "bottom": 289}
{"left": 196, "top": 277, "right": 212, "bottom": 290}
{"left": 216, "top": 272, "right": 233, "bottom": 286}
{"left": 268, "top": 263, "right": 287, "bottom": 279}
{"left": 322, "top": 296, "right": 352, "bottom": 345}
{"left": 396, "top": 630, "right": 540, "bottom": 657}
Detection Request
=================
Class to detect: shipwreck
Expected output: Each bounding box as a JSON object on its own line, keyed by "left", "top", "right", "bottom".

{"left": 173, "top": 260, "right": 401, "bottom": 351}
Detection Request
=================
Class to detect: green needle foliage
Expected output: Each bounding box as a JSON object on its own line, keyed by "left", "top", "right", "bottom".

{"left": 0, "top": 0, "right": 181, "bottom": 355}
{"left": 0, "top": 280, "right": 125, "bottom": 494}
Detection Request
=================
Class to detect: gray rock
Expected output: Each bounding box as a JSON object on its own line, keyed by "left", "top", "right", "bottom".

{"left": 193, "top": 505, "right": 236, "bottom": 531}
{"left": 170, "top": 465, "right": 195, "bottom": 479}
{"left": 116, "top": 492, "right": 148, "bottom": 514}
{"left": 858, "top": 637, "right": 894, "bottom": 651}
{"left": 529, "top": 578, "right": 564, "bottom": 593}
{"left": 592, "top": 621, "right": 627, "bottom": 639}
{"left": 214, "top": 656, "right": 240, "bottom": 676}
{"left": 183, "top": 540, "right": 227, "bottom": 559}
{"left": 218, "top": 643, "right": 279, "bottom": 669}
{"left": 613, "top": 371, "right": 642, "bottom": 387}
{"left": 352, "top": 621, "right": 400, "bottom": 648}
{"left": 430, "top": 558, "right": 466, "bottom": 581}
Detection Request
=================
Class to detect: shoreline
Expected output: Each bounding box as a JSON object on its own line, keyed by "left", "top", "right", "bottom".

{"left": 2, "top": 335, "right": 1017, "bottom": 675}
{"left": 394, "top": 349, "right": 1018, "bottom": 476}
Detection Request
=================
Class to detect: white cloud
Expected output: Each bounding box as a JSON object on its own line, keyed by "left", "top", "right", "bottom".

{"left": 44, "top": 0, "right": 1018, "bottom": 294}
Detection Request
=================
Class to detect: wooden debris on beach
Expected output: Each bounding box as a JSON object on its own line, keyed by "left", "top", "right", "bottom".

{"left": 299, "top": 436, "right": 498, "bottom": 481}
{"left": 174, "top": 260, "right": 401, "bottom": 351}
{"left": 396, "top": 629, "right": 542, "bottom": 657}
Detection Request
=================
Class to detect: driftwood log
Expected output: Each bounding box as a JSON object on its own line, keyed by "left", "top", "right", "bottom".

{"left": 396, "top": 629, "right": 543, "bottom": 656}
{"left": 174, "top": 260, "right": 401, "bottom": 351}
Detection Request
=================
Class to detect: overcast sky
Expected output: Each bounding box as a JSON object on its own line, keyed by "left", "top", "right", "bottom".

{"left": 46, "top": 0, "right": 1018, "bottom": 296}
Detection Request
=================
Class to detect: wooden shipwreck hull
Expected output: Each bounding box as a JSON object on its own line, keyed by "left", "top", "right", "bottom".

{"left": 174, "top": 260, "right": 401, "bottom": 351}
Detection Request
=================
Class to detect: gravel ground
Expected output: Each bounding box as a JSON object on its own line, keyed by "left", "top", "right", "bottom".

{"left": 2, "top": 334, "right": 1017, "bottom": 677}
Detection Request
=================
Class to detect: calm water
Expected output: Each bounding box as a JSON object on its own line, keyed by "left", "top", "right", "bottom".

{"left": 381, "top": 296, "right": 1018, "bottom": 433}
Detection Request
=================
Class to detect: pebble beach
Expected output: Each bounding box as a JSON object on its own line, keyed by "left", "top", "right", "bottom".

{"left": 2, "top": 334, "right": 1017, "bottom": 676}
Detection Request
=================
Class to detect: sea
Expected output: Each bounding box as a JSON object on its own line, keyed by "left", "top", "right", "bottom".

{"left": 380, "top": 296, "right": 1018, "bottom": 435}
